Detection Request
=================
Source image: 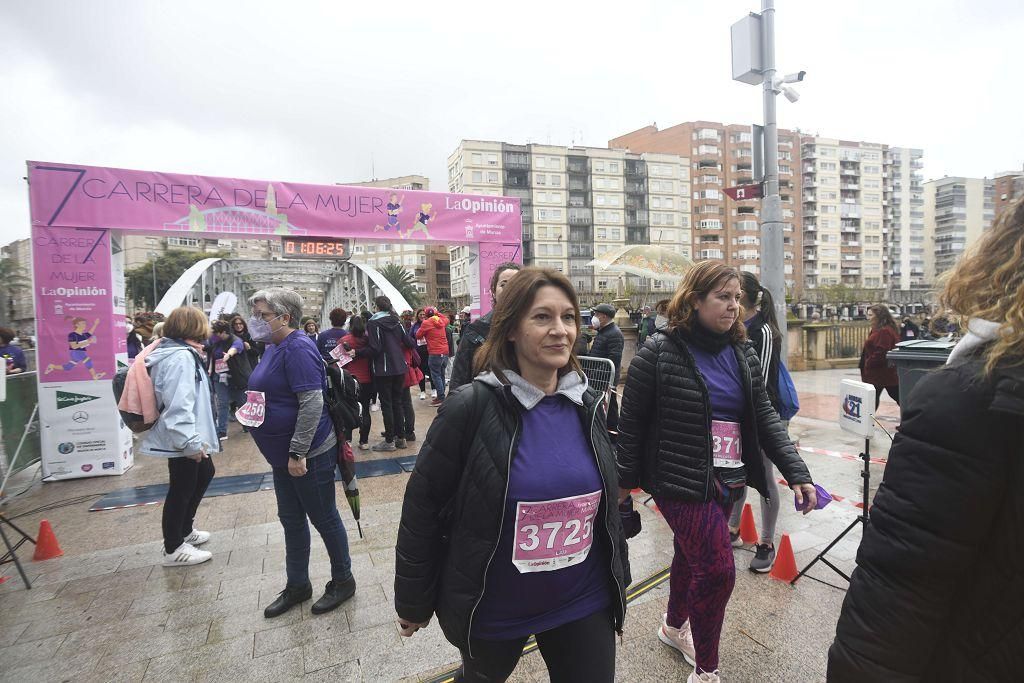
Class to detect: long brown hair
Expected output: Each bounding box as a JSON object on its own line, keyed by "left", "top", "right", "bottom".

{"left": 473, "top": 267, "right": 583, "bottom": 381}
{"left": 666, "top": 261, "right": 747, "bottom": 344}
{"left": 868, "top": 304, "right": 898, "bottom": 334}
{"left": 942, "top": 195, "right": 1024, "bottom": 375}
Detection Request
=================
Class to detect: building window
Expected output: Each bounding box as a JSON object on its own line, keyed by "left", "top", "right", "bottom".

{"left": 471, "top": 153, "right": 482, "bottom": 165}
{"left": 609, "top": 162, "right": 619, "bottom": 173}
{"left": 487, "top": 171, "right": 498, "bottom": 184}
{"left": 487, "top": 153, "right": 498, "bottom": 166}
{"left": 472, "top": 171, "right": 483, "bottom": 183}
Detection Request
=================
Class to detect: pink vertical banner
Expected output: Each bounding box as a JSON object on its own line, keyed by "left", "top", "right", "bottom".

{"left": 32, "top": 226, "right": 116, "bottom": 383}
{"left": 477, "top": 242, "right": 524, "bottom": 316}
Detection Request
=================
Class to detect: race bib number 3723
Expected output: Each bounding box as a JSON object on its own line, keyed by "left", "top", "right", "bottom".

{"left": 512, "top": 490, "right": 601, "bottom": 574}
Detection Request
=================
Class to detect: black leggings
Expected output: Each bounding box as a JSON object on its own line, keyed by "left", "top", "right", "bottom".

{"left": 457, "top": 609, "right": 615, "bottom": 683}
{"left": 358, "top": 381, "right": 374, "bottom": 445}
{"left": 162, "top": 456, "right": 215, "bottom": 554}
{"left": 874, "top": 384, "right": 900, "bottom": 410}
{"left": 418, "top": 345, "right": 431, "bottom": 391}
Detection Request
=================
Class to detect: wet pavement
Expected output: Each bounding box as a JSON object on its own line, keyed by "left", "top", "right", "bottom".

{"left": 0, "top": 370, "right": 897, "bottom": 681}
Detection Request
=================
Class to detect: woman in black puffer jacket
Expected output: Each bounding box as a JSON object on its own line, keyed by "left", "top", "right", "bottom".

{"left": 828, "top": 197, "right": 1024, "bottom": 682}
{"left": 395, "top": 267, "right": 629, "bottom": 683}
{"left": 617, "top": 261, "right": 815, "bottom": 683}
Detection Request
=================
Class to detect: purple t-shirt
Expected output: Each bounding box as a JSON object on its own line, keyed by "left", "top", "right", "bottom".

{"left": 247, "top": 331, "right": 333, "bottom": 467}
{"left": 316, "top": 327, "right": 347, "bottom": 359}
{"left": 208, "top": 335, "right": 244, "bottom": 361}
{"left": 472, "top": 394, "right": 610, "bottom": 640}
{"left": 688, "top": 344, "right": 744, "bottom": 422}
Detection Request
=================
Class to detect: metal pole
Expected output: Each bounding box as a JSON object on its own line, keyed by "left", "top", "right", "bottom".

{"left": 151, "top": 259, "right": 158, "bottom": 310}
{"left": 760, "top": 0, "right": 788, "bottom": 356}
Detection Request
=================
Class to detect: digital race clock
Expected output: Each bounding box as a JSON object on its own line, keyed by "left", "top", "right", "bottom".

{"left": 281, "top": 237, "right": 351, "bottom": 260}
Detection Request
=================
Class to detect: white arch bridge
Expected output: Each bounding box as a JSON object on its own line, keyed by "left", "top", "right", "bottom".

{"left": 155, "top": 258, "right": 413, "bottom": 322}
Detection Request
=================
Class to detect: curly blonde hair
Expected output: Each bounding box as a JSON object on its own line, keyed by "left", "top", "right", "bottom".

{"left": 941, "top": 196, "right": 1024, "bottom": 375}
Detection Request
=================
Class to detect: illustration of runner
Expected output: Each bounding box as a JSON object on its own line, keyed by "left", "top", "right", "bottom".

{"left": 403, "top": 202, "right": 435, "bottom": 240}
{"left": 44, "top": 317, "right": 106, "bottom": 380}
{"left": 375, "top": 193, "right": 404, "bottom": 233}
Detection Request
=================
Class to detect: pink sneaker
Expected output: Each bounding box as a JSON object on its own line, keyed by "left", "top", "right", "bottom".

{"left": 658, "top": 613, "right": 696, "bottom": 666}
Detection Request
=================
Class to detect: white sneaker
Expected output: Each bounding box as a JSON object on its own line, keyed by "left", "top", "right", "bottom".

{"left": 658, "top": 614, "right": 696, "bottom": 666}
{"left": 431, "top": 389, "right": 437, "bottom": 399}
{"left": 162, "top": 542, "right": 212, "bottom": 567}
{"left": 419, "top": 391, "right": 426, "bottom": 400}
{"left": 370, "top": 403, "right": 379, "bottom": 412}
{"left": 184, "top": 529, "right": 210, "bottom": 545}
{"left": 688, "top": 670, "right": 720, "bottom": 683}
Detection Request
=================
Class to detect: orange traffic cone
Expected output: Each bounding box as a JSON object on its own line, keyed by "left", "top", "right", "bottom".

{"left": 33, "top": 520, "right": 63, "bottom": 561}
{"left": 769, "top": 533, "right": 799, "bottom": 583}
{"left": 739, "top": 503, "right": 759, "bottom": 544}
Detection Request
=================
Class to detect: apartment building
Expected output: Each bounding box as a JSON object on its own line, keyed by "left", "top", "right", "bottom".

{"left": 446, "top": 141, "right": 691, "bottom": 303}
{"left": 345, "top": 176, "right": 451, "bottom": 307}
{"left": 610, "top": 121, "right": 802, "bottom": 294}
{"left": 886, "top": 147, "right": 927, "bottom": 295}
{"left": 923, "top": 176, "right": 994, "bottom": 284}
{"left": 1, "top": 238, "right": 34, "bottom": 333}
{"left": 993, "top": 168, "right": 1024, "bottom": 219}
{"left": 800, "top": 137, "right": 892, "bottom": 291}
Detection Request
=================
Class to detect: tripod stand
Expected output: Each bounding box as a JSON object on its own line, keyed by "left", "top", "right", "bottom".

{"left": 791, "top": 436, "right": 872, "bottom": 586}
{"left": 0, "top": 511, "right": 36, "bottom": 588}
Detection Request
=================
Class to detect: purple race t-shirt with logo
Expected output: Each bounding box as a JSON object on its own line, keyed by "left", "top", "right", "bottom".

{"left": 471, "top": 394, "right": 610, "bottom": 640}
{"left": 247, "top": 331, "right": 333, "bottom": 467}
{"left": 316, "top": 328, "right": 347, "bottom": 359}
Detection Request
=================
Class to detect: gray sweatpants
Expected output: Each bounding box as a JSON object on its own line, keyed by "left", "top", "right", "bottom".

{"left": 728, "top": 421, "right": 789, "bottom": 545}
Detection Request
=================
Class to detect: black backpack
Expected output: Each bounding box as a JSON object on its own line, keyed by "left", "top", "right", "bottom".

{"left": 323, "top": 360, "right": 361, "bottom": 441}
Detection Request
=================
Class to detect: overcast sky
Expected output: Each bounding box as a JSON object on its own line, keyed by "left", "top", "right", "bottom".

{"left": 3, "top": 0, "right": 1021, "bottom": 243}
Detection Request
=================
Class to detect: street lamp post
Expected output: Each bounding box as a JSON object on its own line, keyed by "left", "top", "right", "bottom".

{"left": 731, "top": 0, "right": 804, "bottom": 357}
{"left": 148, "top": 252, "right": 159, "bottom": 310}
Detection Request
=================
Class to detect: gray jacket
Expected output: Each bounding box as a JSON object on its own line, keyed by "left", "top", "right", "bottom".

{"left": 139, "top": 341, "right": 220, "bottom": 458}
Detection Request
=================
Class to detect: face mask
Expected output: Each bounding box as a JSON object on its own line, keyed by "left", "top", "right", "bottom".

{"left": 248, "top": 314, "right": 282, "bottom": 342}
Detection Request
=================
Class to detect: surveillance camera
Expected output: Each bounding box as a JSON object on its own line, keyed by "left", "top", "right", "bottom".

{"left": 782, "top": 86, "right": 800, "bottom": 103}
{"left": 782, "top": 71, "right": 806, "bottom": 84}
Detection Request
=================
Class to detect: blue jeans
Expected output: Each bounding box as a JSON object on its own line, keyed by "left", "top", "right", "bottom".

{"left": 428, "top": 354, "right": 449, "bottom": 399}
{"left": 213, "top": 377, "right": 244, "bottom": 436}
{"left": 271, "top": 451, "right": 353, "bottom": 587}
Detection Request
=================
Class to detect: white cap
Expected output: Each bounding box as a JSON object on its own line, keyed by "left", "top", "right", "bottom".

{"left": 461, "top": 306, "right": 471, "bottom": 314}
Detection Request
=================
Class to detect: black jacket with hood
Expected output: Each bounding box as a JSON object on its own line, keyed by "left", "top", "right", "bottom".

{"left": 448, "top": 311, "right": 492, "bottom": 392}
{"left": 365, "top": 311, "right": 415, "bottom": 378}
{"left": 394, "top": 371, "right": 631, "bottom": 654}
{"left": 828, "top": 353, "right": 1024, "bottom": 682}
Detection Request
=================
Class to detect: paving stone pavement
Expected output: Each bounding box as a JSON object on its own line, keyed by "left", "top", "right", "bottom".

{"left": 0, "top": 370, "right": 894, "bottom": 681}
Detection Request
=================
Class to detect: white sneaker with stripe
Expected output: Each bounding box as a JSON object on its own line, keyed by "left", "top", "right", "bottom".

{"left": 184, "top": 529, "right": 210, "bottom": 545}
{"left": 162, "top": 542, "right": 212, "bottom": 567}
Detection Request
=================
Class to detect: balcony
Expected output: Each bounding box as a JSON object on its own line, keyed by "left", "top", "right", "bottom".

{"left": 625, "top": 181, "right": 647, "bottom": 194}
{"left": 840, "top": 166, "right": 860, "bottom": 177}
{"left": 568, "top": 208, "right": 593, "bottom": 225}
{"left": 840, "top": 183, "right": 859, "bottom": 191}
{"left": 624, "top": 196, "right": 646, "bottom": 210}
{"left": 625, "top": 211, "right": 649, "bottom": 228}
{"left": 840, "top": 206, "right": 861, "bottom": 218}
{"left": 503, "top": 153, "right": 530, "bottom": 170}
{"left": 625, "top": 162, "right": 647, "bottom": 178}
{"left": 803, "top": 253, "right": 817, "bottom": 261}
{"left": 804, "top": 209, "right": 818, "bottom": 218}
{"left": 626, "top": 228, "right": 650, "bottom": 245}
{"left": 569, "top": 266, "right": 594, "bottom": 276}
{"left": 568, "top": 179, "right": 590, "bottom": 192}
{"left": 842, "top": 240, "right": 860, "bottom": 247}
{"left": 567, "top": 159, "right": 588, "bottom": 175}
{"left": 569, "top": 244, "right": 594, "bottom": 258}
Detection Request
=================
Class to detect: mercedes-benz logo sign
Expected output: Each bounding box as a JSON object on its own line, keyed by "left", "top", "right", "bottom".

{"left": 72, "top": 411, "right": 89, "bottom": 423}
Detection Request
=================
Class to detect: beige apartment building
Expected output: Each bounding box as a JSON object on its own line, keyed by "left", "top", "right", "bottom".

{"left": 611, "top": 121, "right": 802, "bottom": 295}
{"left": 345, "top": 175, "right": 452, "bottom": 307}
{"left": 446, "top": 140, "right": 691, "bottom": 304}
{"left": 923, "top": 176, "right": 994, "bottom": 284}
{"left": 993, "top": 169, "right": 1024, "bottom": 220}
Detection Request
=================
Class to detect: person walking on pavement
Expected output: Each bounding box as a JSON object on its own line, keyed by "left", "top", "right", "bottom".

{"left": 341, "top": 315, "right": 375, "bottom": 451}
{"left": 411, "top": 308, "right": 432, "bottom": 399}
{"left": 727, "top": 272, "right": 786, "bottom": 572}
{"left": 828, "top": 196, "right": 1024, "bottom": 682}
{"left": 243, "top": 288, "right": 355, "bottom": 618}
{"left": 395, "top": 267, "right": 630, "bottom": 683}
{"left": 616, "top": 261, "right": 816, "bottom": 683}
{"left": 367, "top": 295, "right": 416, "bottom": 451}
{"left": 136, "top": 306, "right": 219, "bottom": 567}
{"left": 860, "top": 304, "right": 901, "bottom": 409}
{"left": 230, "top": 315, "right": 264, "bottom": 368}
{"left": 449, "top": 262, "right": 521, "bottom": 392}
{"left": 416, "top": 306, "right": 451, "bottom": 406}
{"left": 588, "top": 303, "right": 624, "bottom": 430}
{"left": 207, "top": 320, "right": 249, "bottom": 440}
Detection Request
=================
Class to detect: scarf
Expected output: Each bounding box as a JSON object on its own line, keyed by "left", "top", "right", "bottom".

{"left": 679, "top": 319, "right": 733, "bottom": 354}
{"left": 118, "top": 338, "right": 207, "bottom": 423}
{"left": 946, "top": 319, "right": 1003, "bottom": 365}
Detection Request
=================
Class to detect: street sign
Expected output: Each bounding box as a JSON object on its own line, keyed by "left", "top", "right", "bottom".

{"left": 723, "top": 184, "right": 765, "bottom": 201}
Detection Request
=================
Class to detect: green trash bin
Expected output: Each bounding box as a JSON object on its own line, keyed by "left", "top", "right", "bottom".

{"left": 886, "top": 338, "right": 958, "bottom": 404}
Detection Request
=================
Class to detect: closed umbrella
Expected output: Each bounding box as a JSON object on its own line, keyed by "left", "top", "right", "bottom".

{"left": 336, "top": 440, "right": 363, "bottom": 538}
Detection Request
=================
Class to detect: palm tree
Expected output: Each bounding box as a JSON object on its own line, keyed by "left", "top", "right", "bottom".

{"left": 0, "top": 257, "right": 30, "bottom": 327}
{"left": 378, "top": 263, "right": 422, "bottom": 309}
